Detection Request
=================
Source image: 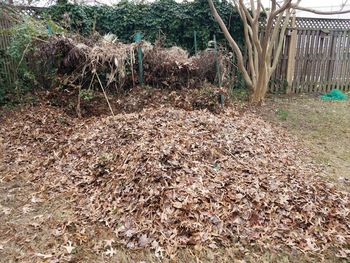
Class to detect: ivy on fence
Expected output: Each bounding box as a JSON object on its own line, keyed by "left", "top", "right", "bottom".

{"left": 46, "top": 0, "right": 244, "bottom": 53}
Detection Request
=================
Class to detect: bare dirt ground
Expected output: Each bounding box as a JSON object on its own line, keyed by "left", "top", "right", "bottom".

{"left": 0, "top": 93, "right": 349, "bottom": 263}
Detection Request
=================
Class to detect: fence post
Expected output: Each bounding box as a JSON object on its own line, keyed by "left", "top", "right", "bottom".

{"left": 134, "top": 32, "right": 144, "bottom": 86}
{"left": 193, "top": 31, "right": 198, "bottom": 54}
{"left": 213, "top": 35, "right": 222, "bottom": 88}
{"left": 286, "top": 13, "right": 297, "bottom": 94}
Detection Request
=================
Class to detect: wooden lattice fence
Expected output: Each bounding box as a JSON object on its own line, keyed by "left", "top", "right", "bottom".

{"left": 0, "top": 5, "right": 44, "bottom": 90}
{"left": 0, "top": 9, "right": 16, "bottom": 88}
{"left": 270, "top": 17, "right": 350, "bottom": 94}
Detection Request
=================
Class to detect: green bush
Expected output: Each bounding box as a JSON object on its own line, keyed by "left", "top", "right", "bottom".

{"left": 46, "top": 0, "right": 244, "bottom": 53}
{"left": 0, "top": 16, "right": 60, "bottom": 105}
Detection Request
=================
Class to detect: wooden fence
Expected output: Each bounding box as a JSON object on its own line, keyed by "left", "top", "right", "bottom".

{"left": 0, "top": 5, "right": 44, "bottom": 89}
{"left": 270, "top": 17, "right": 350, "bottom": 94}
{"left": 0, "top": 9, "right": 16, "bottom": 88}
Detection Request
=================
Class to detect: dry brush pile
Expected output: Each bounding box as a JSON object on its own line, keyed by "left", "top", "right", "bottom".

{"left": 2, "top": 104, "right": 349, "bottom": 259}
{"left": 38, "top": 34, "right": 230, "bottom": 117}
{"left": 40, "top": 34, "right": 228, "bottom": 91}
{"left": 142, "top": 41, "right": 230, "bottom": 88}
{"left": 39, "top": 34, "right": 136, "bottom": 96}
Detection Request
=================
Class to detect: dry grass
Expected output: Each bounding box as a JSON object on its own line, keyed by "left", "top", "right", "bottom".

{"left": 259, "top": 95, "right": 350, "bottom": 191}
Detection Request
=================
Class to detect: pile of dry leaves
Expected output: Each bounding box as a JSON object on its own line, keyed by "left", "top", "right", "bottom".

{"left": 4, "top": 105, "right": 345, "bottom": 257}
{"left": 46, "top": 86, "right": 228, "bottom": 117}
{"left": 1, "top": 103, "right": 349, "bottom": 259}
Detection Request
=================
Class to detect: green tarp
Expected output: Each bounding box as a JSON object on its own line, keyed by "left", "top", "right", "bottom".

{"left": 320, "top": 89, "right": 348, "bottom": 101}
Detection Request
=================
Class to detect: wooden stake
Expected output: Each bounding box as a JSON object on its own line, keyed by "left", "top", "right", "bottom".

{"left": 286, "top": 13, "right": 297, "bottom": 94}
{"left": 96, "top": 73, "right": 115, "bottom": 116}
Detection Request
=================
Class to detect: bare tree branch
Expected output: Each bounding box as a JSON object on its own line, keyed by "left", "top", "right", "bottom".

{"left": 341, "top": 0, "right": 349, "bottom": 11}
{"left": 270, "top": 11, "right": 291, "bottom": 73}
{"left": 293, "top": 5, "right": 350, "bottom": 15}
{"left": 239, "top": 0, "right": 253, "bottom": 24}
{"left": 266, "top": 12, "right": 284, "bottom": 62}
{"left": 238, "top": 3, "right": 256, "bottom": 81}
{"left": 207, "top": 0, "right": 253, "bottom": 88}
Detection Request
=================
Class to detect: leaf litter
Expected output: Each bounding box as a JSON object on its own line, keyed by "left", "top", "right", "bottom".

{"left": 1, "top": 103, "right": 350, "bottom": 259}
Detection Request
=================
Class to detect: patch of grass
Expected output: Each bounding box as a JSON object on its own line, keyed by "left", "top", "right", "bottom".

{"left": 275, "top": 108, "right": 289, "bottom": 121}
{"left": 229, "top": 88, "right": 249, "bottom": 101}
{"left": 260, "top": 96, "right": 350, "bottom": 191}
{"left": 79, "top": 89, "right": 94, "bottom": 101}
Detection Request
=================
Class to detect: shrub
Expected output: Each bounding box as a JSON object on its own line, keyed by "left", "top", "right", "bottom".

{"left": 46, "top": 0, "right": 244, "bottom": 53}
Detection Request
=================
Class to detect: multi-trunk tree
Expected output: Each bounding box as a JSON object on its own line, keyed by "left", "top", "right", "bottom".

{"left": 208, "top": 0, "right": 350, "bottom": 103}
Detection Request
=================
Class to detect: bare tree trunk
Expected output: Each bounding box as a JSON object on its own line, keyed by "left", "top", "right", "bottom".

{"left": 207, "top": 0, "right": 350, "bottom": 103}
{"left": 250, "top": 65, "right": 268, "bottom": 103}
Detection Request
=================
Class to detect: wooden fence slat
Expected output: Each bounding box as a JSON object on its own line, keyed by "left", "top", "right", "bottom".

{"left": 313, "top": 31, "right": 321, "bottom": 92}
{"left": 320, "top": 34, "right": 330, "bottom": 93}
{"left": 334, "top": 32, "right": 341, "bottom": 90}
{"left": 337, "top": 31, "right": 344, "bottom": 90}
{"left": 0, "top": 13, "right": 16, "bottom": 87}
{"left": 314, "top": 31, "right": 325, "bottom": 93}
{"left": 329, "top": 32, "right": 338, "bottom": 91}
{"left": 292, "top": 29, "right": 302, "bottom": 93}
{"left": 294, "top": 30, "right": 305, "bottom": 92}
{"left": 344, "top": 33, "right": 350, "bottom": 91}
{"left": 340, "top": 31, "right": 349, "bottom": 91}
{"left": 307, "top": 30, "right": 316, "bottom": 92}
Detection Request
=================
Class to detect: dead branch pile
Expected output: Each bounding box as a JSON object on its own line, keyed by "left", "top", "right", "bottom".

{"left": 15, "top": 107, "right": 348, "bottom": 257}
{"left": 143, "top": 45, "right": 191, "bottom": 88}
{"left": 143, "top": 43, "right": 229, "bottom": 88}
{"left": 40, "top": 34, "right": 136, "bottom": 90}
{"left": 40, "top": 35, "right": 229, "bottom": 92}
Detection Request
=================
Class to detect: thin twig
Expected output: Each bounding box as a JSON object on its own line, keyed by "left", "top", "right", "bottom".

{"left": 33, "top": 37, "right": 49, "bottom": 43}
{"left": 77, "top": 85, "right": 82, "bottom": 118}
{"left": 15, "top": 42, "right": 31, "bottom": 98}
{"left": 16, "top": 43, "right": 30, "bottom": 72}
{"left": 87, "top": 74, "right": 95, "bottom": 90}
{"left": 96, "top": 73, "right": 115, "bottom": 116}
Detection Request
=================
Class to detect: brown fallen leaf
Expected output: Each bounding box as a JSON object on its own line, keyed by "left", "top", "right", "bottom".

{"left": 63, "top": 241, "right": 75, "bottom": 254}
{"left": 35, "top": 253, "right": 53, "bottom": 259}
